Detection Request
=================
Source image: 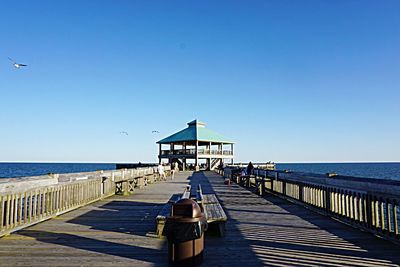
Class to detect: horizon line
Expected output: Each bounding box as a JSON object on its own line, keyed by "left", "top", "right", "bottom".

{"left": 1, "top": 161, "right": 399, "bottom": 164}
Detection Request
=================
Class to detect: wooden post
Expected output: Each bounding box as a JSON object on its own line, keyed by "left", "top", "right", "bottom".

{"left": 386, "top": 199, "right": 392, "bottom": 234}
{"left": 282, "top": 181, "right": 286, "bottom": 196}
{"left": 12, "top": 195, "right": 17, "bottom": 227}
{"left": 0, "top": 196, "right": 3, "bottom": 232}
{"left": 261, "top": 173, "right": 266, "bottom": 196}
{"left": 366, "top": 194, "right": 373, "bottom": 229}
{"left": 23, "top": 192, "right": 28, "bottom": 224}
{"left": 393, "top": 200, "right": 399, "bottom": 236}
{"left": 380, "top": 198, "right": 386, "bottom": 232}
{"left": 299, "top": 184, "right": 304, "bottom": 202}
{"left": 37, "top": 190, "right": 42, "bottom": 220}
{"left": 326, "top": 187, "right": 331, "bottom": 214}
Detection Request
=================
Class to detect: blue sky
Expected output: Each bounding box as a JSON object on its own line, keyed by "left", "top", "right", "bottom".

{"left": 0, "top": 0, "right": 399, "bottom": 163}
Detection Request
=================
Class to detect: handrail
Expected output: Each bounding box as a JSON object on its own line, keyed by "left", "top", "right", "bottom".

{"left": 0, "top": 166, "right": 171, "bottom": 237}
{"left": 221, "top": 166, "right": 400, "bottom": 243}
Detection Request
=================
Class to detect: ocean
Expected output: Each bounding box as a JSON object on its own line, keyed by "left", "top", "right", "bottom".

{"left": 0, "top": 163, "right": 116, "bottom": 179}
{"left": 276, "top": 162, "right": 400, "bottom": 180}
{"left": 0, "top": 162, "right": 400, "bottom": 181}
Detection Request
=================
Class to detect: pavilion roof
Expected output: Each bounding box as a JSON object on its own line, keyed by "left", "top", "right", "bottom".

{"left": 156, "top": 120, "right": 234, "bottom": 144}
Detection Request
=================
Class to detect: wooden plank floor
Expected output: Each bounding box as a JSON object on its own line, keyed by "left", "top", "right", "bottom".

{"left": 0, "top": 171, "right": 399, "bottom": 266}
{"left": 0, "top": 172, "right": 192, "bottom": 267}
{"left": 196, "top": 172, "right": 400, "bottom": 267}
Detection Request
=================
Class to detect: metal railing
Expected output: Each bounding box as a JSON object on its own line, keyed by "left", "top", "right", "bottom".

{"left": 221, "top": 167, "right": 400, "bottom": 243}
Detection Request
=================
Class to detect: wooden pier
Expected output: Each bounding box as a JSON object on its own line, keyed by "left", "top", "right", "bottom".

{"left": 0, "top": 171, "right": 399, "bottom": 266}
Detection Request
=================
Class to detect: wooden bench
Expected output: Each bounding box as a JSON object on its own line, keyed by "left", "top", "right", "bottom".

{"left": 196, "top": 185, "right": 227, "bottom": 237}
{"left": 155, "top": 185, "right": 191, "bottom": 237}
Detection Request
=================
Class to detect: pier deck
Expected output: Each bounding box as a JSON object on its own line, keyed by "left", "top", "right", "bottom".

{"left": 0, "top": 171, "right": 399, "bottom": 266}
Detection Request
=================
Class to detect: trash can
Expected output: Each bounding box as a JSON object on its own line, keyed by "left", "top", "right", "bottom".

{"left": 164, "top": 198, "right": 207, "bottom": 266}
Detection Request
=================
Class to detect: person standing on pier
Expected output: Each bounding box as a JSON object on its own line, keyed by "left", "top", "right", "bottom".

{"left": 247, "top": 162, "right": 254, "bottom": 175}
{"left": 158, "top": 163, "right": 166, "bottom": 180}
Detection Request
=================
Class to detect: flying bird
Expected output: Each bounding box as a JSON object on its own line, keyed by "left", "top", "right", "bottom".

{"left": 152, "top": 130, "right": 160, "bottom": 134}
{"left": 8, "top": 57, "right": 27, "bottom": 69}
{"left": 120, "top": 131, "right": 129, "bottom": 136}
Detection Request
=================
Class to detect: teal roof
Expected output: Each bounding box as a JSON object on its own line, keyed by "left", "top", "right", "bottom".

{"left": 157, "top": 120, "right": 234, "bottom": 144}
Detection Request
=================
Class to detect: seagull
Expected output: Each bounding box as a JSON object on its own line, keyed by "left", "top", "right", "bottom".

{"left": 120, "top": 131, "right": 129, "bottom": 136}
{"left": 8, "top": 57, "right": 27, "bottom": 69}
{"left": 152, "top": 130, "right": 160, "bottom": 134}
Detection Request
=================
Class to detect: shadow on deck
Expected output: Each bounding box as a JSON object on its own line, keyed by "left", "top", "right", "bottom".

{"left": 17, "top": 200, "right": 168, "bottom": 266}
{"left": 190, "top": 171, "right": 400, "bottom": 266}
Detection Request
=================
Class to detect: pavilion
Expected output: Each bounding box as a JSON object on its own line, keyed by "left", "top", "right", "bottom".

{"left": 157, "top": 120, "right": 234, "bottom": 171}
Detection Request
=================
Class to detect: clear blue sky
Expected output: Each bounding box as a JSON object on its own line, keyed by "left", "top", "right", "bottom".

{"left": 1, "top": 0, "right": 399, "bottom": 163}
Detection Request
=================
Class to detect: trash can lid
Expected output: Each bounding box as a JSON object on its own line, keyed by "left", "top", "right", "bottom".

{"left": 172, "top": 198, "right": 202, "bottom": 218}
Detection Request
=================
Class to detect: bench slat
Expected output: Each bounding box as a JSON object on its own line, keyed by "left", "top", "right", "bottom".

{"left": 203, "top": 194, "right": 219, "bottom": 204}
{"left": 204, "top": 202, "right": 227, "bottom": 222}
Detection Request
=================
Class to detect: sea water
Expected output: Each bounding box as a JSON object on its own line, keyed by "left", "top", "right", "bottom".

{"left": 1, "top": 162, "right": 400, "bottom": 180}
{"left": 0, "top": 163, "right": 116, "bottom": 179}
{"left": 276, "top": 162, "right": 400, "bottom": 180}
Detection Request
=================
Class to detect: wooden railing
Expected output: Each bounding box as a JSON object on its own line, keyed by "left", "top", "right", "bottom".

{"left": 221, "top": 167, "right": 400, "bottom": 243}
{"left": 0, "top": 166, "right": 171, "bottom": 237}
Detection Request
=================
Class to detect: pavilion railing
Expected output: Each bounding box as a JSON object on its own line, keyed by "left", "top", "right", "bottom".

{"left": 161, "top": 149, "right": 233, "bottom": 156}
{"left": 221, "top": 167, "right": 400, "bottom": 244}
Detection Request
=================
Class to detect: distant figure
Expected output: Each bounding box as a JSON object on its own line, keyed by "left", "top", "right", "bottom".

{"left": 170, "top": 163, "right": 176, "bottom": 179}
{"left": 246, "top": 162, "right": 254, "bottom": 176}
{"left": 158, "top": 163, "right": 166, "bottom": 180}
{"left": 174, "top": 162, "right": 179, "bottom": 172}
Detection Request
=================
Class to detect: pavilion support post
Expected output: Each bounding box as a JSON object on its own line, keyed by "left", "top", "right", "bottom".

{"left": 231, "top": 144, "right": 234, "bottom": 164}
{"left": 183, "top": 142, "right": 186, "bottom": 171}
{"left": 158, "top": 144, "right": 162, "bottom": 164}
{"left": 195, "top": 141, "right": 199, "bottom": 171}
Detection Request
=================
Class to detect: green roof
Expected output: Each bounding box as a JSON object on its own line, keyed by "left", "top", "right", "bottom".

{"left": 157, "top": 120, "right": 234, "bottom": 144}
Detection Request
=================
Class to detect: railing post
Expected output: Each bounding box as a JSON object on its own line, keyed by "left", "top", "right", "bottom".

{"left": 246, "top": 175, "right": 250, "bottom": 188}
{"left": 387, "top": 199, "right": 392, "bottom": 235}
{"left": 325, "top": 187, "right": 331, "bottom": 214}
{"left": 299, "top": 183, "right": 304, "bottom": 202}
{"left": 380, "top": 197, "right": 386, "bottom": 233}
{"left": 366, "top": 194, "right": 373, "bottom": 230}
{"left": 393, "top": 200, "right": 399, "bottom": 238}
{"left": 282, "top": 181, "right": 286, "bottom": 196}
{"left": 261, "top": 173, "right": 266, "bottom": 196}
{"left": 0, "top": 196, "right": 3, "bottom": 233}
